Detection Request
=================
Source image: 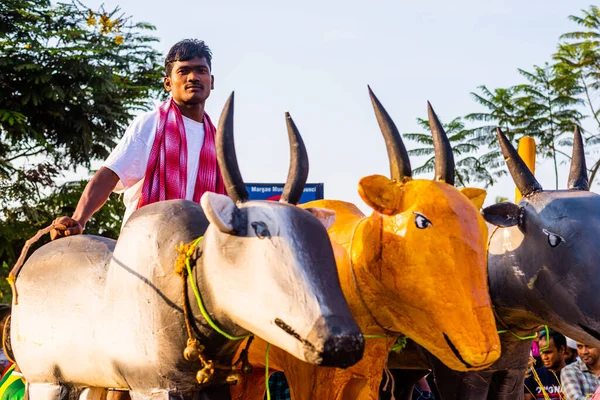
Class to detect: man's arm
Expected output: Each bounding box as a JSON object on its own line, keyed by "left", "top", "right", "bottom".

{"left": 51, "top": 167, "right": 120, "bottom": 239}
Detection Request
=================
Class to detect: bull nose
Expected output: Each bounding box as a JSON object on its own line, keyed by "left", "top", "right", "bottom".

{"left": 305, "top": 316, "right": 365, "bottom": 368}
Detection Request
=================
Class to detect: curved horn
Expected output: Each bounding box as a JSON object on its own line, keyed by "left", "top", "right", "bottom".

{"left": 568, "top": 126, "right": 589, "bottom": 191}
{"left": 496, "top": 128, "right": 542, "bottom": 197}
{"left": 427, "top": 102, "right": 455, "bottom": 185}
{"left": 367, "top": 86, "right": 412, "bottom": 181}
{"left": 216, "top": 92, "right": 249, "bottom": 203}
{"left": 280, "top": 112, "right": 309, "bottom": 204}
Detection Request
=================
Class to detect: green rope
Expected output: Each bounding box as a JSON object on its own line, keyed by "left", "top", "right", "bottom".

{"left": 363, "top": 335, "right": 407, "bottom": 354}
{"left": 497, "top": 329, "right": 538, "bottom": 341}
{"left": 539, "top": 325, "right": 550, "bottom": 351}
{"left": 265, "top": 343, "right": 271, "bottom": 400}
{"left": 185, "top": 237, "right": 252, "bottom": 341}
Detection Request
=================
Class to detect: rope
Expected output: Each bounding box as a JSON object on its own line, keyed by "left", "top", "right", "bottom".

{"left": 265, "top": 343, "right": 271, "bottom": 400}
{"left": 8, "top": 222, "right": 62, "bottom": 304}
{"left": 183, "top": 237, "right": 252, "bottom": 341}
{"left": 493, "top": 306, "right": 539, "bottom": 340}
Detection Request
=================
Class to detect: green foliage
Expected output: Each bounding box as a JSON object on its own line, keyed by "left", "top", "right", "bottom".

{"left": 554, "top": 5, "right": 600, "bottom": 186}
{"left": 416, "top": 6, "right": 597, "bottom": 191}
{"left": 0, "top": 179, "right": 125, "bottom": 301}
{"left": 0, "top": 0, "right": 163, "bottom": 298}
{"left": 404, "top": 116, "right": 506, "bottom": 187}
{"left": 0, "top": 0, "right": 163, "bottom": 170}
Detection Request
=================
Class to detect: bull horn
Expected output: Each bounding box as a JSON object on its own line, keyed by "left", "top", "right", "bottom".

{"left": 496, "top": 128, "right": 542, "bottom": 197}
{"left": 216, "top": 92, "right": 249, "bottom": 203}
{"left": 280, "top": 112, "right": 309, "bottom": 204}
{"left": 427, "top": 102, "right": 455, "bottom": 185}
{"left": 568, "top": 126, "right": 589, "bottom": 191}
{"left": 368, "top": 86, "right": 412, "bottom": 181}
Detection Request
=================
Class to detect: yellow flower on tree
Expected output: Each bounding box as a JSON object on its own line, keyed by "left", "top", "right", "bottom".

{"left": 86, "top": 11, "right": 96, "bottom": 26}
{"left": 24, "top": 44, "right": 31, "bottom": 49}
{"left": 114, "top": 35, "right": 124, "bottom": 45}
{"left": 99, "top": 14, "right": 114, "bottom": 34}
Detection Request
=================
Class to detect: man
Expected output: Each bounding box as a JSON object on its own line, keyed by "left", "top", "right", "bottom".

{"left": 561, "top": 341, "right": 600, "bottom": 399}
{"left": 51, "top": 39, "right": 225, "bottom": 238}
{"left": 524, "top": 330, "right": 567, "bottom": 399}
{"left": 565, "top": 337, "right": 579, "bottom": 365}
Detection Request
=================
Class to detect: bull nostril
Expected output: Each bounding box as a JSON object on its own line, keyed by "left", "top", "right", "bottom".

{"left": 318, "top": 334, "right": 365, "bottom": 368}
{"left": 304, "top": 315, "right": 365, "bottom": 368}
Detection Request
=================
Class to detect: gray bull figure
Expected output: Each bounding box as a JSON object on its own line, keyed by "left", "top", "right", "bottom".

{"left": 10, "top": 93, "right": 364, "bottom": 400}
{"left": 385, "top": 126, "right": 600, "bottom": 400}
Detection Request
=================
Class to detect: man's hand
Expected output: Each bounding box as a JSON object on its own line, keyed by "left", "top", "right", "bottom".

{"left": 50, "top": 217, "right": 84, "bottom": 240}
{"left": 49, "top": 167, "right": 120, "bottom": 241}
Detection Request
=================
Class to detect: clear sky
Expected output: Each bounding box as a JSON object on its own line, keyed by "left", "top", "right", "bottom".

{"left": 82, "top": 0, "right": 598, "bottom": 211}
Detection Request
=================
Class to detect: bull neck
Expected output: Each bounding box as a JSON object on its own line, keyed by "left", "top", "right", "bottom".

{"left": 343, "top": 215, "right": 401, "bottom": 337}
{"left": 188, "top": 244, "right": 248, "bottom": 366}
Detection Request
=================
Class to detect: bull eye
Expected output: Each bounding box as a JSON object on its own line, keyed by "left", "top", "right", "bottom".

{"left": 413, "top": 212, "right": 432, "bottom": 229}
{"left": 542, "top": 229, "right": 564, "bottom": 248}
{"left": 251, "top": 221, "right": 271, "bottom": 239}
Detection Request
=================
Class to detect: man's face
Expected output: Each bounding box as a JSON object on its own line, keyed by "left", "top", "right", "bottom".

{"left": 539, "top": 337, "right": 565, "bottom": 371}
{"left": 164, "top": 56, "right": 214, "bottom": 106}
{"left": 565, "top": 347, "right": 577, "bottom": 364}
{"left": 577, "top": 342, "right": 600, "bottom": 367}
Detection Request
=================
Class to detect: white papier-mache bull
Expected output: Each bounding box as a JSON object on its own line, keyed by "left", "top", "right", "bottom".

{"left": 9, "top": 93, "right": 364, "bottom": 400}
{"left": 401, "top": 127, "right": 600, "bottom": 400}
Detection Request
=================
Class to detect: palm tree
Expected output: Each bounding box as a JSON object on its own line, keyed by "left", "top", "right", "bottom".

{"left": 404, "top": 117, "right": 505, "bottom": 187}
{"left": 513, "top": 64, "right": 583, "bottom": 189}
{"left": 555, "top": 5, "right": 600, "bottom": 186}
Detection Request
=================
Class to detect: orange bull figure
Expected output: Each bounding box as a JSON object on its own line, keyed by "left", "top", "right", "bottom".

{"left": 232, "top": 88, "right": 501, "bottom": 400}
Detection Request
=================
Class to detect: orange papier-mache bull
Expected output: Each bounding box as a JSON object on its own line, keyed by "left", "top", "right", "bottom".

{"left": 230, "top": 87, "right": 502, "bottom": 400}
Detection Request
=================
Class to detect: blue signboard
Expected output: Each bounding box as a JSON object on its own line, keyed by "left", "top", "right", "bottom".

{"left": 245, "top": 183, "right": 324, "bottom": 204}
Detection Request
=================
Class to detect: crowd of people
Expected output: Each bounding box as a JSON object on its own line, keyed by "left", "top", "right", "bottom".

{"left": 522, "top": 329, "right": 600, "bottom": 400}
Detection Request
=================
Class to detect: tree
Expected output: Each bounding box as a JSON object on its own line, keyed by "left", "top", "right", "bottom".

{"left": 554, "top": 5, "right": 600, "bottom": 186}
{"left": 404, "top": 116, "right": 505, "bottom": 187}
{"left": 0, "top": 179, "right": 125, "bottom": 302}
{"left": 513, "top": 63, "right": 583, "bottom": 189}
{"left": 0, "top": 0, "right": 164, "bottom": 299}
{"left": 0, "top": 0, "right": 163, "bottom": 209}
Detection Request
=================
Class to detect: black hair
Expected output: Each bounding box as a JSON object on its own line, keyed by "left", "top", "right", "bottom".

{"left": 165, "top": 39, "right": 213, "bottom": 76}
{"left": 540, "top": 329, "right": 567, "bottom": 351}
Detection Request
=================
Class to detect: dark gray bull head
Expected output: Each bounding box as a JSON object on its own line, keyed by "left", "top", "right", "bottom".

{"left": 200, "top": 92, "right": 364, "bottom": 367}
{"left": 483, "top": 127, "right": 600, "bottom": 347}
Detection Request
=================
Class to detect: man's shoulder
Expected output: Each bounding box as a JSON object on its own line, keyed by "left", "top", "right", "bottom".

{"left": 562, "top": 360, "right": 584, "bottom": 377}
{"left": 130, "top": 109, "right": 160, "bottom": 131}
{"left": 125, "top": 108, "right": 160, "bottom": 142}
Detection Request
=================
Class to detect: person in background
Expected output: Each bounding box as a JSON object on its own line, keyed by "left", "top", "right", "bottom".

{"left": 0, "top": 306, "right": 25, "bottom": 400}
{"left": 0, "top": 306, "right": 11, "bottom": 375}
{"left": 0, "top": 365, "right": 24, "bottom": 400}
{"left": 524, "top": 329, "right": 567, "bottom": 399}
{"left": 565, "top": 337, "right": 579, "bottom": 365}
{"left": 561, "top": 342, "right": 600, "bottom": 400}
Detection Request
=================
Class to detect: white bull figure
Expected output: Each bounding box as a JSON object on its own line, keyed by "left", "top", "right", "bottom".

{"left": 9, "top": 93, "right": 364, "bottom": 400}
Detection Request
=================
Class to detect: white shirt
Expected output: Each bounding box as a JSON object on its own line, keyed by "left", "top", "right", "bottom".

{"left": 103, "top": 109, "right": 205, "bottom": 225}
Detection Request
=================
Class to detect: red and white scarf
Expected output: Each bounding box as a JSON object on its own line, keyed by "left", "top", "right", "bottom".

{"left": 137, "top": 98, "right": 226, "bottom": 209}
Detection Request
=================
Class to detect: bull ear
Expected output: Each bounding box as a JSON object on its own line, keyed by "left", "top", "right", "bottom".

{"left": 482, "top": 202, "right": 522, "bottom": 227}
{"left": 358, "top": 175, "right": 404, "bottom": 216}
{"left": 460, "top": 187, "right": 487, "bottom": 210}
{"left": 305, "top": 208, "right": 336, "bottom": 230}
{"left": 201, "top": 192, "right": 238, "bottom": 233}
